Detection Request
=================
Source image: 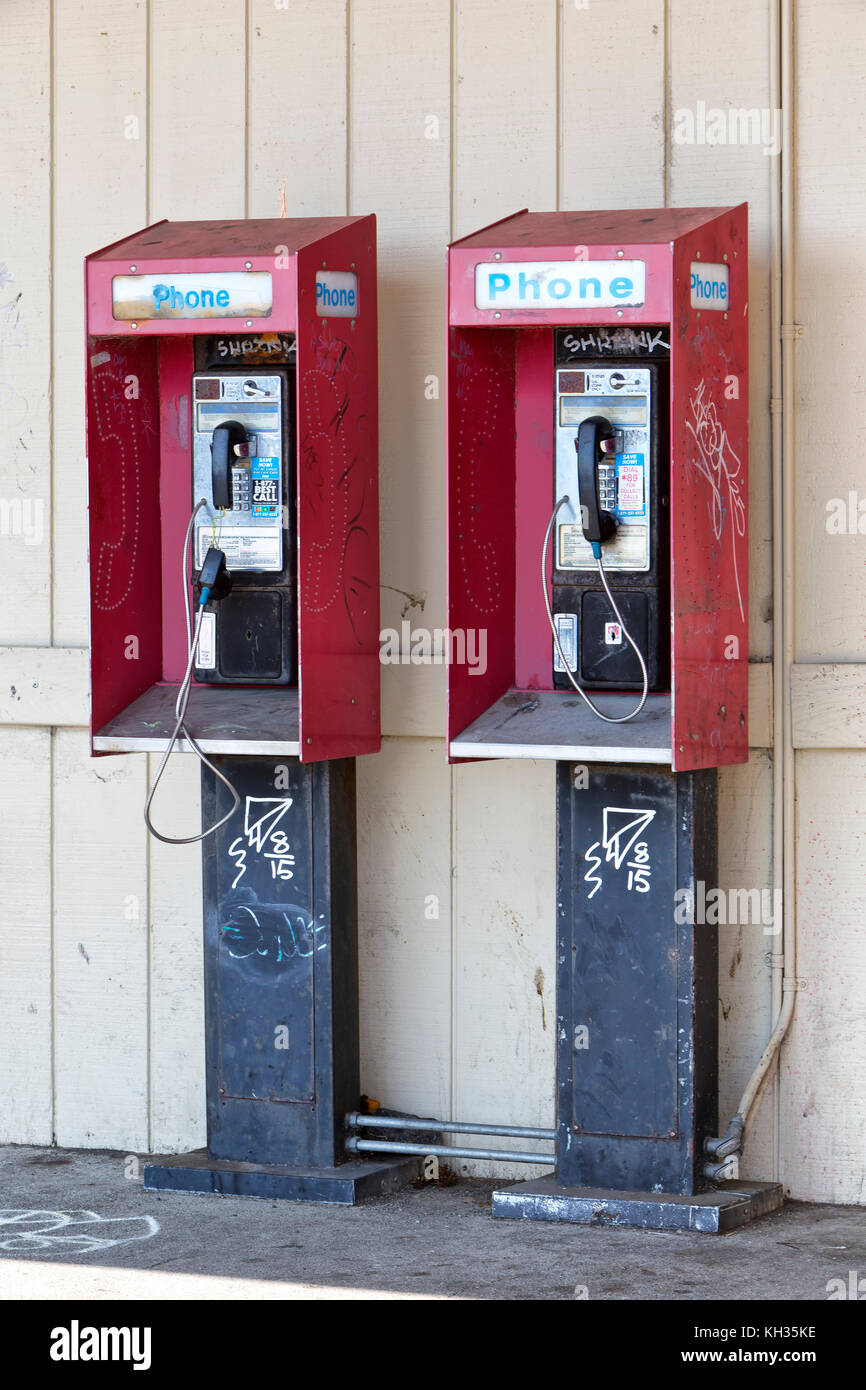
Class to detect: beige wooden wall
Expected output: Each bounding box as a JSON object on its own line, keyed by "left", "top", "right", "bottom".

{"left": 0, "top": 0, "right": 863, "bottom": 1202}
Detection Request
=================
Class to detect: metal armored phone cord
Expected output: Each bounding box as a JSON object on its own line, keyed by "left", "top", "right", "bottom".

{"left": 144, "top": 500, "right": 242, "bottom": 844}
{"left": 541, "top": 496, "right": 649, "bottom": 724}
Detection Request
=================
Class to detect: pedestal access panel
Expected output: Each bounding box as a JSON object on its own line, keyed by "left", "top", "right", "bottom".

{"left": 556, "top": 763, "right": 718, "bottom": 1194}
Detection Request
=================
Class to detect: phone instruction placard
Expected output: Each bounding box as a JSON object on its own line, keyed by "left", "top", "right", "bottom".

{"left": 196, "top": 527, "right": 281, "bottom": 573}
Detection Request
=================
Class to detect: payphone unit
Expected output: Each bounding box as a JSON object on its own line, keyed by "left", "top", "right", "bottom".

{"left": 549, "top": 333, "right": 669, "bottom": 702}
{"left": 190, "top": 360, "right": 296, "bottom": 687}
{"left": 84, "top": 219, "right": 403, "bottom": 1202}
{"left": 85, "top": 217, "right": 381, "bottom": 770}
{"left": 446, "top": 205, "right": 749, "bottom": 772}
{"left": 442, "top": 209, "right": 772, "bottom": 1232}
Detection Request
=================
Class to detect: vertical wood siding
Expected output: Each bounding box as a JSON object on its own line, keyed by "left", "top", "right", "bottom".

{"left": 0, "top": 0, "right": 862, "bottom": 1201}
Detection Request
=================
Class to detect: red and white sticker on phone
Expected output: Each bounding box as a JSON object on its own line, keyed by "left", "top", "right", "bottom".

{"left": 616, "top": 456, "right": 645, "bottom": 515}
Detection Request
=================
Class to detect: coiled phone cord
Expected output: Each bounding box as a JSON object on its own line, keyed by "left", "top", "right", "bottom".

{"left": 541, "top": 496, "right": 649, "bottom": 724}
{"left": 143, "top": 500, "right": 242, "bottom": 845}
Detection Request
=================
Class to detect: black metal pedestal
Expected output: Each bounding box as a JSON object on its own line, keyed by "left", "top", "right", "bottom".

{"left": 493, "top": 762, "right": 782, "bottom": 1233}
{"left": 144, "top": 755, "right": 417, "bottom": 1203}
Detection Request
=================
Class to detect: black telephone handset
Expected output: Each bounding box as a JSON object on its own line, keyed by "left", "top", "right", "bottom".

{"left": 211, "top": 420, "right": 249, "bottom": 510}
{"left": 576, "top": 415, "right": 617, "bottom": 553}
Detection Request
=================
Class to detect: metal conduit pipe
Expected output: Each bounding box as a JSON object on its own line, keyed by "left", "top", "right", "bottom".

{"left": 345, "top": 1113, "right": 556, "bottom": 1141}
{"left": 705, "top": 0, "right": 799, "bottom": 1180}
{"left": 345, "top": 1137, "right": 553, "bottom": 1165}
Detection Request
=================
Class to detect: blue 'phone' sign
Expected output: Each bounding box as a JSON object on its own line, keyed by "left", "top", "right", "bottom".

{"left": 475, "top": 260, "right": 646, "bottom": 311}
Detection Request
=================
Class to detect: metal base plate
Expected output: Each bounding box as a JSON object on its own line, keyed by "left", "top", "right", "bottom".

{"left": 143, "top": 1150, "right": 421, "bottom": 1205}
{"left": 492, "top": 1177, "right": 784, "bottom": 1234}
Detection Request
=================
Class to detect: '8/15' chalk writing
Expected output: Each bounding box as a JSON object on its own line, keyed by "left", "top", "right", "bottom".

{"left": 229, "top": 796, "right": 296, "bottom": 888}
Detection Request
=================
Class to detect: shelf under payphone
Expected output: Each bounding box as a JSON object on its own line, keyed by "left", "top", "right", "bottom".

{"left": 448, "top": 688, "right": 673, "bottom": 763}
{"left": 92, "top": 682, "right": 301, "bottom": 756}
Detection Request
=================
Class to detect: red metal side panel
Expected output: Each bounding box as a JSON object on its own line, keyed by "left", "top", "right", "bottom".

{"left": 670, "top": 205, "right": 749, "bottom": 770}
{"left": 86, "top": 335, "right": 163, "bottom": 744}
{"left": 159, "top": 336, "right": 195, "bottom": 681}
{"left": 514, "top": 329, "right": 556, "bottom": 690}
{"left": 295, "top": 217, "right": 380, "bottom": 761}
{"left": 446, "top": 326, "right": 517, "bottom": 752}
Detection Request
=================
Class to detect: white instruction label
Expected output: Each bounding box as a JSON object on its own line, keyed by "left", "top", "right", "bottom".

{"left": 558, "top": 521, "right": 648, "bottom": 571}
{"left": 553, "top": 613, "right": 578, "bottom": 673}
{"left": 196, "top": 526, "right": 282, "bottom": 573}
{"left": 196, "top": 610, "right": 217, "bottom": 669}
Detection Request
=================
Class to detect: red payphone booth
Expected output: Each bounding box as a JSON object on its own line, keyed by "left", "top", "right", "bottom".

{"left": 86, "top": 217, "right": 380, "bottom": 764}
{"left": 447, "top": 206, "right": 749, "bottom": 770}
{"left": 445, "top": 209, "right": 780, "bottom": 1232}
{"left": 85, "top": 219, "right": 415, "bottom": 1202}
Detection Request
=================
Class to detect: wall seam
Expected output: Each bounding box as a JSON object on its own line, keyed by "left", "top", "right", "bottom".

{"left": 48, "top": 0, "right": 56, "bottom": 650}
{"left": 449, "top": 764, "right": 457, "bottom": 1126}
{"left": 245, "top": 0, "right": 251, "bottom": 217}
{"left": 449, "top": 0, "right": 456, "bottom": 241}
{"left": 145, "top": 757, "right": 152, "bottom": 1153}
{"left": 555, "top": 0, "right": 562, "bottom": 211}
{"left": 663, "top": 0, "right": 671, "bottom": 206}
{"left": 48, "top": 0, "right": 57, "bottom": 1145}
{"left": 49, "top": 727, "right": 57, "bottom": 1143}
{"left": 447, "top": 0, "right": 458, "bottom": 1132}
{"left": 145, "top": 0, "right": 152, "bottom": 221}
{"left": 772, "top": 0, "right": 783, "bottom": 1187}
{"left": 346, "top": 0, "right": 352, "bottom": 214}
{"left": 145, "top": 0, "right": 154, "bottom": 1153}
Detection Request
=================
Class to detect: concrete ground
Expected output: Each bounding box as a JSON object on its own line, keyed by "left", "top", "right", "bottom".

{"left": 0, "top": 1145, "right": 864, "bottom": 1301}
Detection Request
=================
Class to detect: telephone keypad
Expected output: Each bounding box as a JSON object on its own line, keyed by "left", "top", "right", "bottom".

{"left": 231, "top": 465, "right": 252, "bottom": 512}
{"left": 598, "top": 463, "right": 617, "bottom": 510}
